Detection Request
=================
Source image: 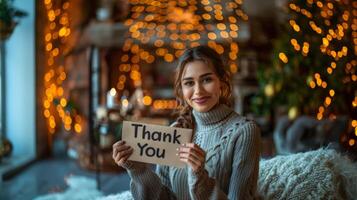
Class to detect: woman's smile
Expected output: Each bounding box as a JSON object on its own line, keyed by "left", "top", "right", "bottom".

{"left": 192, "top": 96, "right": 211, "bottom": 105}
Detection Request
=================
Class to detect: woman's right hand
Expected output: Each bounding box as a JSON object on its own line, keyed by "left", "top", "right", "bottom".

{"left": 112, "top": 140, "right": 134, "bottom": 168}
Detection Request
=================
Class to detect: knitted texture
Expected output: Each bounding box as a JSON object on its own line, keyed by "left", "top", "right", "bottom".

{"left": 127, "top": 104, "right": 261, "bottom": 200}
{"left": 258, "top": 148, "right": 357, "bottom": 200}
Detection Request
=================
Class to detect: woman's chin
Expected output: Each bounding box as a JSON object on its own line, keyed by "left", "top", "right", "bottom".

{"left": 192, "top": 103, "right": 215, "bottom": 113}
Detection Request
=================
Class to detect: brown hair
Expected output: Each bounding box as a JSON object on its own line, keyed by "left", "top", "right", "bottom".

{"left": 173, "top": 45, "right": 232, "bottom": 129}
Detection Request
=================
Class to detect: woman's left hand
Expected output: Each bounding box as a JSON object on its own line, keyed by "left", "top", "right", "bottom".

{"left": 178, "top": 143, "right": 206, "bottom": 173}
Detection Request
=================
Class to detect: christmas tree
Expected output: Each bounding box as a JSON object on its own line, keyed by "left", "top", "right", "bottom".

{"left": 252, "top": 0, "right": 356, "bottom": 119}
{"left": 251, "top": 0, "right": 356, "bottom": 148}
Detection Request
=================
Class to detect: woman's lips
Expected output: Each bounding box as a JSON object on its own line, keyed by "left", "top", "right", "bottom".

{"left": 192, "top": 96, "right": 210, "bottom": 104}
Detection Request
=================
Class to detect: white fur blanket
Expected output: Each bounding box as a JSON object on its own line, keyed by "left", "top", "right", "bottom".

{"left": 34, "top": 149, "right": 357, "bottom": 200}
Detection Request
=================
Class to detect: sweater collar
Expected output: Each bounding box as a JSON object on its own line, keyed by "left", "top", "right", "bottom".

{"left": 193, "top": 104, "right": 233, "bottom": 130}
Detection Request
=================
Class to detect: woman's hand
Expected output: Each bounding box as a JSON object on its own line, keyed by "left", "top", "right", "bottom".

{"left": 112, "top": 140, "right": 133, "bottom": 167}
{"left": 178, "top": 143, "right": 206, "bottom": 173}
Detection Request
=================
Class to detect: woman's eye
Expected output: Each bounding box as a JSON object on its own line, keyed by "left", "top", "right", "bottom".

{"left": 183, "top": 81, "right": 194, "bottom": 86}
{"left": 202, "top": 77, "right": 212, "bottom": 83}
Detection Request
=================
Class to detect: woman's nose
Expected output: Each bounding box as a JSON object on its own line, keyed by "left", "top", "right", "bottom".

{"left": 194, "top": 83, "right": 204, "bottom": 95}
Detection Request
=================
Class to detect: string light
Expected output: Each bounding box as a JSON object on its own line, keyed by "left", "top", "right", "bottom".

{"left": 281, "top": 1, "right": 356, "bottom": 124}
{"left": 153, "top": 99, "right": 177, "bottom": 110}
{"left": 43, "top": 0, "right": 82, "bottom": 135}
{"left": 278, "top": 52, "right": 288, "bottom": 63}
{"left": 115, "top": 0, "right": 248, "bottom": 102}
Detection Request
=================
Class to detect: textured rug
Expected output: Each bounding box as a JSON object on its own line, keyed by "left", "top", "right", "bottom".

{"left": 34, "top": 148, "right": 356, "bottom": 200}
{"left": 33, "top": 176, "right": 133, "bottom": 200}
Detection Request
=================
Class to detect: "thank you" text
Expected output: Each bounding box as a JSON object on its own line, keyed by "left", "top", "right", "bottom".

{"left": 122, "top": 121, "right": 192, "bottom": 167}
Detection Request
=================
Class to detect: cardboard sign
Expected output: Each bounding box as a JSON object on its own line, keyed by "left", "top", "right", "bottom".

{"left": 122, "top": 121, "right": 192, "bottom": 168}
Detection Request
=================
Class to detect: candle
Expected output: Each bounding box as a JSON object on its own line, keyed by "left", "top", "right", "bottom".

{"left": 107, "top": 88, "right": 117, "bottom": 108}
{"left": 96, "top": 106, "right": 107, "bottom": 120}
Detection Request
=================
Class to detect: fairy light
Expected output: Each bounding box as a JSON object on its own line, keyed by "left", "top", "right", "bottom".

{"left": 43, "top": 0, "right": 82, "bottom": 135}
{"left": 278, "top": 52, "right": 288, "bottom": 63}
{"left": 153, "top": 99, "right": 178, "bottom": 110}
{"left": 281, "top": 1, "right": 356, "bottom": 124}
{"left": 142, "top": 95, "right": 153, "bottom": 106}
{"left": 115, "top": 0, "right": 248, "bottom": 102}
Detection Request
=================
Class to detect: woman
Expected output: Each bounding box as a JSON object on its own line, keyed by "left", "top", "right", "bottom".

{"left": 112, "top": 45, "right": 261, "bottom": 200}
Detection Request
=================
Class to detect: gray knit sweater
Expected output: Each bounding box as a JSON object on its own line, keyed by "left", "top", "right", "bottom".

{"left": 125, "top": 104, "right": 261, "bottom": 200}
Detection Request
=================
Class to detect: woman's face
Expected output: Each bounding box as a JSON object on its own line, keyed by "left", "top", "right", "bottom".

{"left": 181, "top": 60, "right": 221, "bottom": 112}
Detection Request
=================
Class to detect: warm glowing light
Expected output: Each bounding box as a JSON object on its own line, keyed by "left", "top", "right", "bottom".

{"left": 293, "top": 24, "right": 300, "bottom": 32}
{"left": 64, "top": 116, "right": 72, "bottom": 125}
{"left": 142, "top": 95, "right": 153, "bottom": 106}
{"left": 59, "top": 27, "right": 67, "bottom": 37}
{"left": 48, "top": 10, "right": 56, "bottom": 21}
{"left": 74, "top": 124, "right": 82, "bottom": 133}
{"left": 325, "top": 97, "right": 332, "bottom": 106}
{"left": 318, "top": 106, "right": 324, "bottom": 113}
{"left": 44, "top": 100, "right": 50, "bottom": 108}
{"left": 46, "top": 43, "right": 53, "bottom": 51}
{"left": 153, "top": 99, "right": 177, "bottom": 110}
{"left": 164, "top": 54, "right": 174, "bottom": 62}
{"left": 288, "top": 107, "right": 298, "bottom": 120}
{"left": 353, "top": 98, "right": 357, "bottom": 107}
{"left": 117, "top": 83, "right": 124, "bottom": 90}
{"left": 122, "top": 99, "right": 129, "bottom": 107}
{"left": 49, "top": 120, "right": 56, "bottom": 128}
{"left": 202, "top": 14, "right": 211, "bottom": 20}
{"left": 60, "top": 98, "right": 67, "bottom": 107}
{"left": 290, "top": 39, "right": 298, "bottom": 45}
{"left": 208, "top": 32, "right": 217, "bottom": 40}
{"left": 44, "top": 109, "right": 50, "bottom": 118}
{"left": 45, "top": 33, "right": 52, "bottom": 41}
{"left": 327, "top": 67, "right": 333, "bottom": 74}
{"left": 314, "top": 73, "right": 320, "bottom": 79}
{"left": 329, "top": 90, "right": 335, "bottom": 97}
{"left": 217, "top": 23, "right": 226, "bottom": 30}
{"left": 64, "top": 125, "right": 71, "bottom": 131}
{"left": 59, "top": 72, "right": 66, "bottom": 80}
{"left": 52, "top": 48, "right": 59, "bottom": 56}
{"left": 309, "top": 81, "right": 316, "bottom": 88}
{"left": 109, "top": 88, "right": 117, "bottom": 96}
{"left": 43, "top": 1, "right": 77, "bottom": 134}
{"left": 230, "top": 63, "right": 238, "bottom": 73}
{"left": 264, "top": 84, "right": 274, "bottom": 97}
{"left": 352, "top": 120, "right": 357, "bottom": 127}
{"left": 321, "top": 81, "right": 327, "bottom": 88}
{"left": 322, "top": 38, "right": 329, "bottom": 46}
{"left": 279, "top": 52, "right": 288, "bottom": 63}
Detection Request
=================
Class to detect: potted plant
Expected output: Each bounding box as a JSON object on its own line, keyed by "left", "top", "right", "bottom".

{"left": 0, "top": 0, "right": 27, "bottom": 41}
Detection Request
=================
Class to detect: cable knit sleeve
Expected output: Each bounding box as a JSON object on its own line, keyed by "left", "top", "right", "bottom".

{"left": 228, "top": 122, "right": 261, "bottom": 199}
{"left": 187, "top": 121, "right": 261, "bottom": 200}
{"left": 126, "top": 164, "right": 177, "bottom": 200}
{"left": 187, "top": 166, "right": 228, "bottom": 199}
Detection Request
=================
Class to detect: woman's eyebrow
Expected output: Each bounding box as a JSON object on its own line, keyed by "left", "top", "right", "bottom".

{"left": 182, "top": 73, "right": 213, "bottom": 81}
{"left": 182, "top": 77, "right": 193, "bottom": 81}
{"left": 200, "top": 73, "right": 213, "bottom": 78}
